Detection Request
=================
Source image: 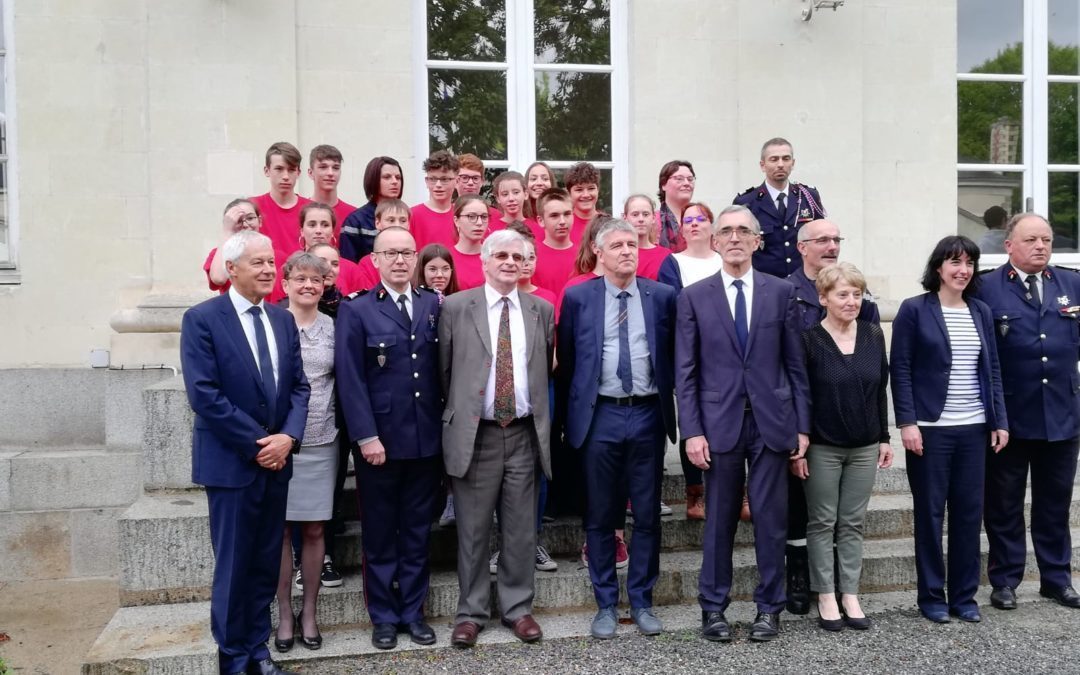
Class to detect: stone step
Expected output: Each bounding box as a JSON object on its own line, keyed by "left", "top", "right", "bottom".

{"left": 82, "top": 577, "right": 1077, "bottom": 674}
{"left": 116, "top": 487, "right": 1080, "bottom": 608}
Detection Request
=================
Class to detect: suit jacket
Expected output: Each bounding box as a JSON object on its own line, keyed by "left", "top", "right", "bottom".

{"left": 734, "top": 182, "right": 826, "bottom": 278}
{"left": 336, "top": 284, "right": 443, "bottom": 460}
{"left": 180, "top": 292, "right": 310, "bottom": 489}
{"left": 787, "top": 267, "right": 880, "bottom": 331}
{"left": 889, "top": 292, "right": 1008, "bottom": 430}
{"left": 675, "top": 271, "right": 811, "bottom": 453}
{"left": 557, "top": 276, "right": 679, "bottom": 449}
{"left": 439, "top": 285, "right": 555, "bottom": 478}
{"left": 976, "top": 265, "right": 1080, "bottom": 440}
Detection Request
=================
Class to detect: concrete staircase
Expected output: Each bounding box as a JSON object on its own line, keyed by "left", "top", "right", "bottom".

{"left": 82, "top": 375, "right": 1080, "bottom": 673}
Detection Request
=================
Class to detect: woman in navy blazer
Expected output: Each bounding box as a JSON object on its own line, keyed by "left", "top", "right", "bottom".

{"left": 890, "top": 235, "right": 1009, "bottom": 624}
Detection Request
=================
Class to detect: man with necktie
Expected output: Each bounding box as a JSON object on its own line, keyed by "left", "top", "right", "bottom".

{"left": 976, "top": 212, "right": 1080, "bottom": 611}
{"left": 336, "top": 226, "right": 444, "bottom": 650}
{"left": 733, "top": 137, "right": 826, "bottom": 279}
{"left": 558, "top": 219, "right": 678, "bottom": 639}
{"left": 676, "top": 204, "right": 810, "bottom": 643}
{"left": 180, "top": 230, "right": 310, "bottom": 675}
{"left": 438, "top": 229, "right": 556, "bottom": 647}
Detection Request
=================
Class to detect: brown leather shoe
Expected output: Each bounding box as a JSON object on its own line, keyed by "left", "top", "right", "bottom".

{"left": 450, "top": 621, "right": 481, "bottom": 648}
{"left": 739, "top": 488, "right": 752, "bottom": 522}
{"left": 501, "top": 614, "right": 543, "bottom": 643}
{"left": 686, "top": 485, "right": 705, "bottom": 520}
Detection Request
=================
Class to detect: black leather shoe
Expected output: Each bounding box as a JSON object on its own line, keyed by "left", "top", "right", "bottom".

{"left": 372, "top": 623, "right": 398, "bottom": 650}
{"left": 990, "top": 586, "right": 1017, "bottom": 610}
{"left": 749, "top": 612, "right": 780, "bottom": 641}
{"left": 950, "top": 608, "right": 982, "bottom": 623}
{"left": 246, "top": 658, "right": 298, "bottom": 675}
{"left": 701, "top": 610, "right": 733, "bottom": 642}
{"left": 1040, "top": 585, "right": 1080, "bottom": 608}
{"left": 921, "top": 609, "right": 950, "bottom": 624}
{"left": 785, "top": 545, "right": 811, "bottom": 615}
{"left": 817, "top": 616, "right": 844, "bottom": 632}
{"left": 273, "top": 614, "right": 295, "bottom": 653}
{"left": 405, "top": 621, "right": 437, "bottom": 645}
{"left": 843, "top": 614, "right": 871, "bottom": 630}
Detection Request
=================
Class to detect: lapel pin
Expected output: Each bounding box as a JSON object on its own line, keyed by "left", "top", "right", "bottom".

{"left": 377, "top": 343, "right": 386, "bottom": 368}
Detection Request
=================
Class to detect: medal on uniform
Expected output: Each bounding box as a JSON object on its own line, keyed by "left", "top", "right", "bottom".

{"left": 377, "top": 343, "right": 386, "bottom": 368}
{"left": 1059, "top": 295, "right": 1071, "bottom": 306}
{"left": 997, "top": 315, "right": 1009, "bottom": 337}
{"left": 429, "top": 314, "right": 436, "bottom": 329}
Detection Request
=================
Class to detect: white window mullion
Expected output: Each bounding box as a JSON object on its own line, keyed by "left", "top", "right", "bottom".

{"left": 1030, "top": 0, "right": 1048, "bottom": 213}
{"left": 610, "top": 0, "right": 629, "bottom": 205}
{"left": 517, "top": 0, "right": 538, "bottom": 172}
{"left": 411, "top": 1, "right": 430, "bottom": 204}
{"left": 505, "top": 0, "right": 520, "bottom": 171}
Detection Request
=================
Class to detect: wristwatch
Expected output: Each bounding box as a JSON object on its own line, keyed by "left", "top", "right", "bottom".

{"left": 288, "top": 435, "right": 300, "bottom": 454}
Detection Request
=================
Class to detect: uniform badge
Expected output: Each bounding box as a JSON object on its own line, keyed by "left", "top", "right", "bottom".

{"left": 377, "top": 342, "right": 386, "bottom": 368}
{"left": 997, "top": 315, "right": 1010, "bottom": 337}
{"left": 1060, "top": 305, "right": 1080, "bottom": 317}
{"left": 429, "top": 314, "right": 436, "bottom": 329}
{"left": 800, "top": 208, "right": 811, "bottom": 219}
{"left": 1059, "top": 295, "right": 1071, "bottom": 306}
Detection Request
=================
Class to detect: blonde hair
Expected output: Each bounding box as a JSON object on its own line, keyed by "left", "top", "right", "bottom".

{"left": 815, "top": 262, "right": 867, "bottom": 297}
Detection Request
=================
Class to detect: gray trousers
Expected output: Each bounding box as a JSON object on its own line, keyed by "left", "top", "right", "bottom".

{"left": 804, "top": 442, "right": 879, "bottom": 594}
{"left": 451, "top": 419, "right": 539, "bottom": 626}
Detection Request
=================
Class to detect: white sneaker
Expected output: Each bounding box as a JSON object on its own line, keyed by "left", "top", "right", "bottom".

{"left": 293, "top": 568, "right": 303, "bottom": 591}
{"left": 535, "top": 545, "right": 558, "bottom": 572}
{"left": 659, "top": 501, "right": 673, "bottom": 517}
{"left": 489, "top": 550, "right": 499, "bottom": 574}
{"left": 439, "top": 495, "right": 456, "bottom": 528}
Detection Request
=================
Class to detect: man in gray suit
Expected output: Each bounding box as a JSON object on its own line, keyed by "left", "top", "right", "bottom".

{"left": 438, "top": 229, "right": 555, "bottom": 647}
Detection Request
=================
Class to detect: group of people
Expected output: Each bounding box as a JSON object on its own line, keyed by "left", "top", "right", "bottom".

{"left": 181, "top": 137, "right": 1080, "bottom": 675}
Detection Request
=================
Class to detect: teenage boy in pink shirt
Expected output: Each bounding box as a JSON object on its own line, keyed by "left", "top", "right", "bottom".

{"left": 307, "top": 144, "right": 356, "bottom": 240}
{"left": 532, "top": 188, "right": 578, "bottom": 295}
{"left": 565, "top": 162, "right": 602, "bottom": 244}
{"left": 252, "top": 141, "right": 311, "bottom": 255}
{"left": 410, "top": 150, "right": 459, "bottom": 249}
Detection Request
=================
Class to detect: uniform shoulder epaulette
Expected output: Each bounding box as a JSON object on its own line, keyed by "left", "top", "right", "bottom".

{"left": 739, "top": 185, "right": 757, "bottom": 196}
{"left": 418, "top": 285, "right": 437, "bottom": 295}
{"left": 344, "top": 289, "right": 368, "bottom": 301}
{"left": 1052, "top": 264, "right": 1080, "bottom": 274}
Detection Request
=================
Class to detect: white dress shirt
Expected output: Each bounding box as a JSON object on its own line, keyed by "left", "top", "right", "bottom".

{"left": 483, "top": 284, "right": 531, "bottom": 419}
{"left": 720, "top": 267, "right": 755, "bottom": 329}
{"left": 765, "top": 181, "right": 789, "bottom": 212}
{"left": 1011, "top": 264, "right": 1044, "bottom": 302}
{"left": 389, "top": 283, "right": 414, "bottom": 320}
{"left": 228, "top": 286, "right": 279, "bottom": 385}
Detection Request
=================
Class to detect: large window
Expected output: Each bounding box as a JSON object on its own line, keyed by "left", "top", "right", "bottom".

{"left": 0, "top": 0, "right": 13, "bottom": 279}
{"left": 415, "top": 0, "right": 627, "bottom": 211}
{"left": 958, "top": 0, "right": 1080, "bottom": 261}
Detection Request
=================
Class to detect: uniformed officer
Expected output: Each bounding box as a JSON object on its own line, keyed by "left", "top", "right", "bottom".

{"left": 975, "top": 212, "right": 1080, "bottom": 611}
{"left": 780, "top": 218, "right": 881, "bottom": 616}
{"left": 734, "top": 137, "right": 826, "bottom": 279}
{"left": 335, "top": 226, "right": 445, "bottom": 649}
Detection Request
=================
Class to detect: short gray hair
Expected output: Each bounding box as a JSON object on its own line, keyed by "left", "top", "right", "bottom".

{"left": 1004, "top": 212, "right": 1051, "bottom": 240}
{"left": 480, "top": 229, "right": 526, "bottom": 262}
{"left": 760, "top": 136, "right": 794, "bottom": 160}
{"left": 222, "top": 230, "right": 273, "bottom": 264}
{"left": 282, "top": 251, "right": 331, "bottom": 280}
{"left": 594, "top": 218, "right": 636, "bottom": 249}
{"left": 715, "top": 204, "right": 761, "bottom": 234}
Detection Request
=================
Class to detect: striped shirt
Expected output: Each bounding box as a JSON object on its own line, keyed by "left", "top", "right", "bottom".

{"left": 920, "top": 305, "right": 986, "bottom": 426}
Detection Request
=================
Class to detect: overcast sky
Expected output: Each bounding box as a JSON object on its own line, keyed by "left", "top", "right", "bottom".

{"left": 958, "top": 0, "right": 1079, "bottom": 72}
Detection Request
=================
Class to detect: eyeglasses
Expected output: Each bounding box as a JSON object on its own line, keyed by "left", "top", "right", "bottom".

{"left": 374, "top": 249, "right": 417, "bottom": 261}
{"left": 459, "top": 213, "right": 490, "bottom": 224}
{"left": 238, "top": 214, "right": 261, "bottom": 226}
{"left": 458, "top": 174, "right": 483, "bottom": 184}
{"left": 717, "top": 226, "right": 759, "bottom": 239}
{"left": 670, "top": 175, "right": 696, "bottom": 184}
{"left": 808, "top": 236, "right": 845, "bottom": 245}
{"left": 682, "top": 215, "right": 709, "bottom": 224}
{"left": 424, "top": 176, "right": 455, "bottom": 185}
{"left": 491, "top": 251, "right": 525, "bottom": 262}
{"left": 287, "top": 274, "right": 324, "bottom": 285}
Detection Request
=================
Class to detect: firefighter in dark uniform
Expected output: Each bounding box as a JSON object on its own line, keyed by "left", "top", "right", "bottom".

{"left": 734, "top": 137, "right": 826, "bottom": 279}
{"left": 975, "top": 212, "right": 1080, "bottom": 612}
{"left": 335, "top": 226, "right": 445, "bottom": 650}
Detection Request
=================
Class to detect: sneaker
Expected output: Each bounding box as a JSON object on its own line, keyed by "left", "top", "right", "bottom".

{"left": 320, "top": 557, "right": 343, "bottom": 588}
{"left": 615, "top": 535, "right": 629, "bottom": 569}
{"left": 659, "top": 501, "right": 673, "bottom": 517}
{"left": 293, "top": 568, "right": 303, "bottom": 591}
{"left": 439, "top": 494, "right": 456, "bottom": 528}
{"left": 489, "top": 550, "right": 500, "bottom": 574}
{"left": 535, "top": 545, "right": 558, "bottom": 572}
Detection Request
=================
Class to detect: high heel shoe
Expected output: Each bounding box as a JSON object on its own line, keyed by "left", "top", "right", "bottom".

{"left": 300, "top": 611, "right": 323, "bottom": 650}
{"left": 274, "top": 613, "right": 296, "bottom": 653}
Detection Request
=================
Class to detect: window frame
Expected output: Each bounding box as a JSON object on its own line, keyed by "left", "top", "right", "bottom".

{"left": 0, "top": 0, "right": 17, "bottom": 283}
{"left": 412, "top": 0, "right": 628, "bottom": 206}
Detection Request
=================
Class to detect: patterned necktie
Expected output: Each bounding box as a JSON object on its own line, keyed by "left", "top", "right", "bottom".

{"left": 616, "top": 291, "right": 633, "bottom": 394}
{"left": 247, "top": 306, "right": 277, "bottom": 422}
{"left": 1026, "top": 274, "right": 1041, "bottom": 306}
{"left": 776, "top": 192, "right": 786, "bottom": 217}
{"left": 494, "top": 297, "right": 516, "bottom": 426}
{"left": 398, "top": 293, "right": 410, "bottom": 322}
{"left": 733, "top": 279, "right": 748, "bottom": 355}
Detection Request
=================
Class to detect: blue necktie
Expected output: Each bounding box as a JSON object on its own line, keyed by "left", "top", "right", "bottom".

{"left": 248, "top": 306, "right": 277, "bottom": 423}
{"left": 616, "top": 291, "right": 633, "bottom": 394}
{"left": 733, "top": 279, "right": 748, "bottom": 355}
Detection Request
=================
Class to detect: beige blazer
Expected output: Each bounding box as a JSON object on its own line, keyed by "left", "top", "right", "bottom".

{"left": 438, "top": 286, "right": 554, "bottom": 479}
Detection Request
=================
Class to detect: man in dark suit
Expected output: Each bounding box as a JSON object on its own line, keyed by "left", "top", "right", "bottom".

{"left": 439, "top": 229, "right": 556, "bottom": 647}
{"left": 976, "top": 212, "right": 1080, "bottom": 611}
{"left": 558, "top": 219, "right": 678, "bottom": 639}
{"left": 733, "top": 137, "right": 826, "bottom": 279}
{"left": 676, "top": 204, "right": 811, "bottom": 643}
{"left": 180, "top": 230, "right": 310, "bottom": 675}
{"left": 336, "top": 227, "right": 443, "bottom": 650}
{"left": 783, "top": 218, "right": 880, "bottom": 615}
